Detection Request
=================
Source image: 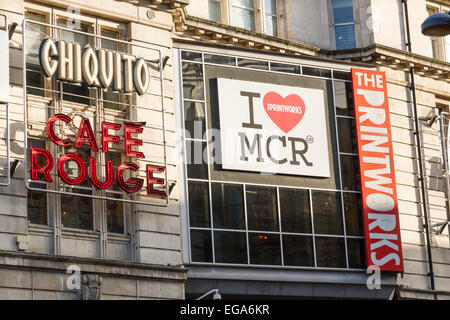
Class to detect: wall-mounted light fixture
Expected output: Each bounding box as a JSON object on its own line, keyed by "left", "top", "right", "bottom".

{"left": 422, "top": 11, "right": 450, "bottom": 37}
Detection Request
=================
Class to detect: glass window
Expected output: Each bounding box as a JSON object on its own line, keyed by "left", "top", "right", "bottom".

{"left": 341, "top": 155, "right": 360, "bottom": 191}
{"left": 25, "top": 12, "right": 47, "bottom": 96}
{"left": 231, "top": 0, "right": 256, "bottom": 31}
{"left": 249, "top": 233, "right": 281, "bottom": 265}
{"left": 334, "top": 81, "right": 354, "bottom": 116}
{"left": 347, "top": 238, "right": 366, "bottom": 268}
{"left": 105, "top": 152, "right": 124, "bottom": 234}
{"left": 445, "top": 36, "right": 450, "bottom": 62}
{"left": 280, "top": 188, "right": 312, "bottom": 233}
{"left": 180, "top": 51, "right": 363, "bottom": 270}
{"left": 204, "top": 54, "right": 236, "bottom": 66}
{"left": 188, "top": 181, "right": 210, "bottom": 228}
{"left": 181, "top": 51, "right": 202, "bottom": 62}
{"left": 312, "top": 191, "right": 344, "bottom": 235}
{"left": 212, "top": 183, "right": 245, "bottom": 230}
{"left": 106, "top": 193, "right": 124, "bottom": 234}
{"left": 343, "top": 192, "right": 363, "bottom": 236}
{"left": 315, "top": 237, "right": 346, "bottom": 268}
{"left": 28, "top": 139, "right": 49, "bottom": 181}
{"left": 332, "top": 0, "right": 354, "bottom": 24}
{"left": 182, "top": 62, "right": 204, "bottom": 100}
{"left": 105, "top": 151, "right": 123, "bottom": 192}
{"left": 264, "top": 0, "right": 278, "bottom": 36}
{"left": 334, "top": 25, "right": 356, "bottom": 50}
{"left": 209, "top": 0, "right": 222, "bottom": 23}
{"left": 27, "top": 182, "right": 48, "bottom": 225}
{"left": 237, "top": 58, "right": 269, "bottom": 70}
{"left": 191, "top": 229, "right": 213, "bottom": 262}
{"left": 427, "top": 7, "right": 440, "bottom": 59}
{"left": 186, "top": 141, "right": 209, "bottom": 179}
{"left": 61, "top": 188, "right": 93, "bottom": 230}
{"left": 337, "top": 117, "right": 358, "bottom": 154}
{"left": 57, "top": 20, "right": 91, "bottom": 104}
{"left": 302, "top": 66, "right": 332, "bottom": 78}
{"left": 270, "top": 62, "right": 300, "bottom": 74}
{"left": 101, "top": 29, "right": 124, "bottom": 110}
{"left": 332, "top": 0, "right": 356, "bottom": 50}
{"left": 214, "top": 231, "right": 247, "bottom": 263}
{"left": 246, "top": 186, "right": 278, "bottom": 231}
{"left": 283, "top": 235, "right": 314, "bottom": 267}
{"left": 63, "top": 146, "right": 92, "bottom": 187}
{"left": 184, "top": 101, "right": 206, "bottom": 140}
{"left": 333, "top": 71, "right": 352, "bottom": 81}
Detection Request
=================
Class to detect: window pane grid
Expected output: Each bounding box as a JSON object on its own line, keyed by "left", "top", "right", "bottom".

{"left": 180, "top": 50, "right": 352, "bottom": 81}
{"left": 181, "top": 51, "right": 364, "bottom": 270}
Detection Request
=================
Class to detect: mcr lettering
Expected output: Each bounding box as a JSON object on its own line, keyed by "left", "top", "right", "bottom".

{"left": 30, "top": 115, "right": 166, "bottom": 197}
{"left": 352, "top": 68, "right": 403, "bottom": 271}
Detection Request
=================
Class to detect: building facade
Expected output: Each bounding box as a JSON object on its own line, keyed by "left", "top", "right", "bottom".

{"left": 0, "top": 0, "right": 448, "bottom": 300}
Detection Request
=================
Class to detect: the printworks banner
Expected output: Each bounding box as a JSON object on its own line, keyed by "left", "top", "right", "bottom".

{"left": 352, "top": 68, "right": 404, "bottom": 272}
{"left": 216, "top": 78, "right": 330, "bottom": 177}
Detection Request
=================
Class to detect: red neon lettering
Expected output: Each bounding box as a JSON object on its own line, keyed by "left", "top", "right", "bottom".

{"left": 102, "top": 121, "right": 121, "bottom": 152}
{"left": 74, "top": 118, "right": 99, "bottom": 151}
{"left": 146, "top": 164, "right": 166, "bottom": 197}
{"left": 57, "top": 153, "right": 86, "bottom": 185}
{"left": 30, "top": 147, "right": 54, "bottom": 182}
{"left": 89, "top": 156, "right": 114, "bottom": 189}
{"left": 116, "top": 162, "right": 143, "bottom": 193}
{"left": 124, "top": 122, "right": 145, "bottom": 158}
{"left": 47, "top": 114, "right": 71, "bottom": 146}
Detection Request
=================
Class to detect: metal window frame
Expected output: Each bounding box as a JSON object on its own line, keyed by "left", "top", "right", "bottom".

{"left": 177, "top": 49, "right": 366, "bottom": 271}
{"left": 0, "top": 14, "right": 10, "bottom": 187}
{"left": 22, "top": 19, "right": 169, "bottom": 207}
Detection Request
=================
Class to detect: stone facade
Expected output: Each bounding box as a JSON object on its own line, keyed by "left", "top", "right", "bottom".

{"left": 0, "top": 0, "right": 187, "bottom": 300}
{"left": 0, "top": 0, "right": 449, "bottom": 300}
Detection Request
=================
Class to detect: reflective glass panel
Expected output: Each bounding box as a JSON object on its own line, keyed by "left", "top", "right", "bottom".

{"left": 249, "top": 232, "right": 281, "bottom": 265}
{"left": 212, "top": 183, "right": 245, "bottom": 230}
{"left": 246, "top": 186, "right": 278, "bottom": 231}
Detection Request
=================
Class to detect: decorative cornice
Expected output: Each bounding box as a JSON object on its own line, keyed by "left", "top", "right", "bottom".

{"left": 0, "top": 250, "right": 188, "bottom": 281}
{"left": 171, "top": 8, "right": 320, "bottom": 56}
{"left": 322, "top": 44, "right": 450, "bottom": 83}
{"left": 136, "top": 0, "right": 190, "bottom": 9}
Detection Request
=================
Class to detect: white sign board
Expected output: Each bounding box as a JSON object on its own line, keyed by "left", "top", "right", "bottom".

{"left": 0, "top": 27, "right": 9, "bottom": 103}
{"left": 217, "top": 78, "right": 331, "bottom": 177}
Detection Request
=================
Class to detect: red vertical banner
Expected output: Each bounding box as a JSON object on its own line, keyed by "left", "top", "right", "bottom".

{"left": 351, "top": 68, "right": 404, "bottom": 271}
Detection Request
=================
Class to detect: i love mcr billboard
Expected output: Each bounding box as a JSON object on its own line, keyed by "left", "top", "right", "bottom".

{"left": 217, "top": 71, "right": 403, "bottom": 272}
{"left": 217, "top": 78, "right": 331, "bottom": 177}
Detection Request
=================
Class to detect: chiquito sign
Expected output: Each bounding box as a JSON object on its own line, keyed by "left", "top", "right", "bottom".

{"left": 352, "top": 68, "right": 403, "bottom": 271}
{"left": 39, "top": 38, "right": 150, "bottom": 94}
{"left": 217, "top": 78, "right": 330, "bottom": 177}
{"left": 28, "top": 38, "right": 166, "bottom": 198}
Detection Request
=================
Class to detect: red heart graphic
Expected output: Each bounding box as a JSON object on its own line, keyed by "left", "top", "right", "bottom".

{"left": 263, "top": 92, "right": 306, "bottom": 134}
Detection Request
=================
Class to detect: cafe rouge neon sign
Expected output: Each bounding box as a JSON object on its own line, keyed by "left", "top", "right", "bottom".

{"left": 29, "top": 37, "right": 166, "bottom": 199}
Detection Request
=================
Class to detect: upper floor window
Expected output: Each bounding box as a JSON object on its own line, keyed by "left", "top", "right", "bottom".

{"left": 209, "top": 0, "right": 222, "bottom": 23}
{"left": 231, "top": 0, "right": 256, "bottom": 31}
{"left": 207, "top": 1, "right": 279, "bottom": 36}
{"left": 426, "top": 6, "right": 449, "bottom": 62}
{"left": 264, "top": 0, "right": 278, "bottom": 36}
{"left": 331, "top": 0, "right": 356, "bottom": 50}
{"left": 427, "top": 6, "right": 440, "bottom": 59}
{"left": 24, "top": 10, "right": 129, "bottom": 235}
